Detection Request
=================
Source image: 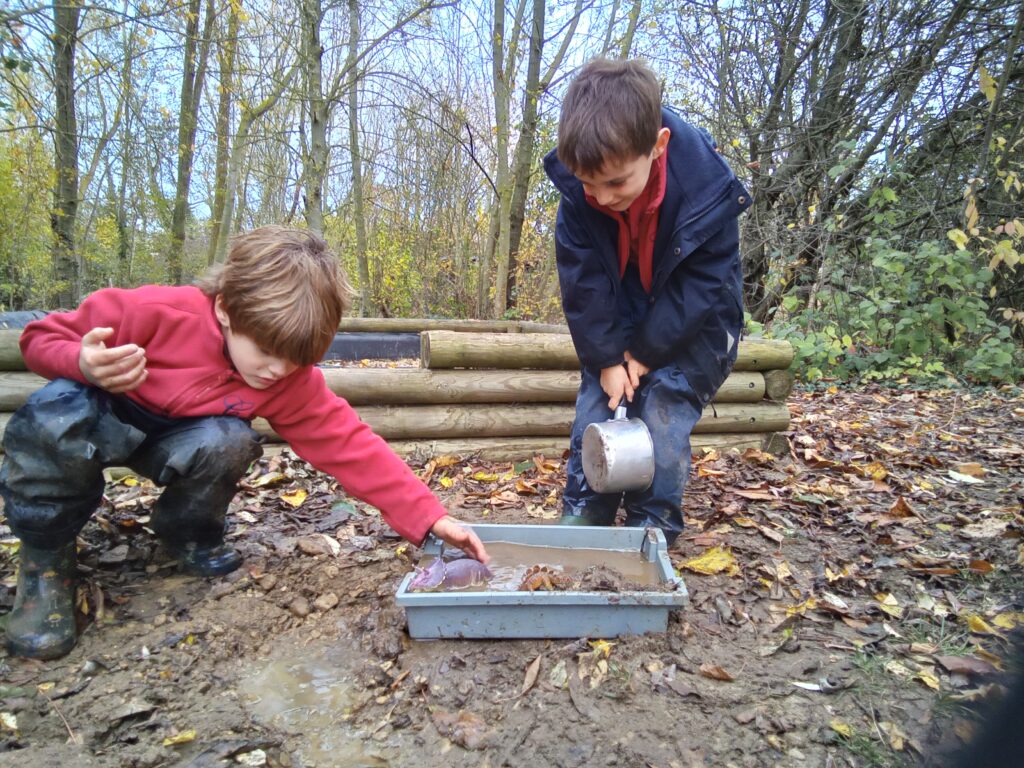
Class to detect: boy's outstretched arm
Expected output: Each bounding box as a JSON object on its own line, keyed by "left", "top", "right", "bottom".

{"left": 430, "top": 516, "right": 490, "bottom": 564}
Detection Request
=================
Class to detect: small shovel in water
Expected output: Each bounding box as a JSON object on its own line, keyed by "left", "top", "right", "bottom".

{"left": 582, "top": 404, "right": 655, "bottom": 494}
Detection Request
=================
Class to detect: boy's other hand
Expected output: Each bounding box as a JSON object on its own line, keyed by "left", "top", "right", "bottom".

{"left": 623, "top": 351, "right": 650, "bottom": 389}
{"left": 600, "top": 363, "right": 633, "bottom": 410}
{"left": 430, "top": 516, "right": 490, "bottom": 564}
{"left": 79, "top": 327, "right": 149, "bottom": 394}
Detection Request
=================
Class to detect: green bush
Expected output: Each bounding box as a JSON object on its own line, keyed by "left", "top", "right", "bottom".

{"left": 761, "top": 237, "right": 1023, "bottom": 384}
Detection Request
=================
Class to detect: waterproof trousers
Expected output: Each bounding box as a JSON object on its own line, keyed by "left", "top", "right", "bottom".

{"left": 561, "top": 265, "right": 713, "bottom": 546}
{"left": 0, "top": 379, "right": 262, "bottom": 551}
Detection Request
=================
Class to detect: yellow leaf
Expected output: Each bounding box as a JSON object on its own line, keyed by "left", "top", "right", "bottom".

{"left": 472, "top": 471, "right": 498, "bottom": 482}
{"left": 163, "top": 730, "right": 196, "bottom": 746}
{"left": 992, "top": 612, "right": 1024, "bottom": 630}
{"left": 122, "top": 476, "right": 139, "bottom": 486}
{"left": 589, "top": 639, "right": 615, "bottom": 658}
{"left": 786, "top": 597, "right": 817, "bottom": 616}
{"left": 252, "top": 471, "right": 287, "bottom": 488}
{"left": 439, "top": 476, "right": 454, "bottom": 489}
{"left": 876, "top": 593, "right": 903, "bottom": 618}
{"left": 830, "top": 719, "right": 854, "bottom": 738}
{"left": 947, "top": 228, "right": 969, "bottom": 251}
{"left": 966, "top": 614, "right": 998, "bottom": 634}
{"left": 979, "top": 64, "right": 997, "bottom": 102}
{"left": 679, "top": 546, "right": 740, "bottom": 576}
{"left": 956, "top": 463, "right": 987, "bottom": 477}
{"left": 916, "top": 670, "right": 940, "bottom": 690}
{"left": 280, "top": 489, "right": 307, "bottom": 508}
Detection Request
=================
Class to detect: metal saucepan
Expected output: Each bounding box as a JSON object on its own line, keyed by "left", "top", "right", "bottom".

{"left": 582, "top": 404, "right": 655, "bottom": 493}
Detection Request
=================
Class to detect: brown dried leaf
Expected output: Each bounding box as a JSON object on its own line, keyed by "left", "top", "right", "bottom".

{"left": 699, "top": 663, "right": 734, "bottom": 682}
{"left": 520, "top": 655, "right": 542, "bottom": 697}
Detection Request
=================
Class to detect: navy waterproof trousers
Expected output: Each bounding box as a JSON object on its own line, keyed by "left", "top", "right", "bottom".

{"left": 562, "top": 265, "right": 720, "bottom": 546}
{"left": 0, "top": 379, "right": 262, "bottom": 551}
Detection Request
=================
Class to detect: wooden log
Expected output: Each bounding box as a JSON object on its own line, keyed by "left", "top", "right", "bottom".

{"left": 0, "top": 330, "right": 26, "bottom": 371}
{"left": 421, "top": 330, "right": 794, "bottom": 371}
{"left": 729, "top": 338, "right": 795, "bottom": 371}
{"left": 422, "top": 331, "right": 580, "bottom": 369}
{"left": 0, "top": 371, "right": 47, "bottom": 410}
{"left": 250, "top": 401, "right": 789, "bottom": 441}
{"left": 763, "top": 369, "right": 796, "bottom": 402}
{"left": 260, "top": 433, "right": 775, "bottom": 462}
{"left": 0, "top": 368, "right": 766, "bottom": 413}
{"left": 321, "top": 368, "right": 765, "bottom": 404}
{"left": 338, "top": 317, "right": 567, "bottom": 334}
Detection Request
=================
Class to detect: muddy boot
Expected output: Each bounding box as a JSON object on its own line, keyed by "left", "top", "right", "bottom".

{"left": 4, "top": 542, "right": 78, "bottom": 660}
{"left": 557, "top": 512, "right": 603, "bottom": 526}
{"left": 164, "top": 541, "right": 242, "bottom": 577}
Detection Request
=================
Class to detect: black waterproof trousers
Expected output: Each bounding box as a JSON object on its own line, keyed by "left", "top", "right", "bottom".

{"left": 0, "top": 379, "right": 262, "bottom": 551}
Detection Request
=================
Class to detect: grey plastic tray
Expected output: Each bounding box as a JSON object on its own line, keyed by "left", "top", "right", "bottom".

{"left": 396, "top": 524, "right": 687, "bottom": 639}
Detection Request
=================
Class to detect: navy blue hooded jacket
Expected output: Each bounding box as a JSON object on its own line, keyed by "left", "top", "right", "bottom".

{"left": 543, "top": 107, "right": 752, "bottom": 407}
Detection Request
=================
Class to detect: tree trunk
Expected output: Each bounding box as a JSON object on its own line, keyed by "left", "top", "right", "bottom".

{"left": 50, "top": 0, "right": 81, "bottom": 307}
{"left": 168, "top": 0, "right": 215, "bottom": 283}
{"left": 347, "top": 0, "right": 371, "bottom": 315}
{"left": 300, "top": 0, "right": 327, "bottom": 236}
{"left": 207, "top": 0, "right": 239, "bottom": 266}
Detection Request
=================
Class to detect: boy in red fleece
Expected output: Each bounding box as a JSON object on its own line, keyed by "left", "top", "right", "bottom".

{"left": 0, "top": 225, "right": 488, "bottom": 659}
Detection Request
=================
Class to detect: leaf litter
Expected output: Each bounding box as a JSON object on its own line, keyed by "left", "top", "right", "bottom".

{"left": 0, "top": 383, "right": 1021, "bottom": 766}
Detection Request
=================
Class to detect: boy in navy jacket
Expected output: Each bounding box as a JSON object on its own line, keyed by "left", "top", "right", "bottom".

{"left": 543, "top": 58, "right": 751, "bottom": 545}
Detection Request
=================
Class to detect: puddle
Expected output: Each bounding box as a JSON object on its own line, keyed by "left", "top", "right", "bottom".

{"left": 418, "top": 540, "right": 662, "bottom": 590}
{"left": 239, "top": 641, "right": 394, "bottom": 767}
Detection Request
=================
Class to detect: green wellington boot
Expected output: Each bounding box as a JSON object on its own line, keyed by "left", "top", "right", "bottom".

{"left": 4, "top": 542, "right": 78, "bottom": 660}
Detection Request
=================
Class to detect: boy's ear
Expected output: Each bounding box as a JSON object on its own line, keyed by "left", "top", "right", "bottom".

{"left": 653, "top": 127, "right": 671, "bottom": 158}
{"left": 213, "top": 294, "right": 231, "bottom": 328}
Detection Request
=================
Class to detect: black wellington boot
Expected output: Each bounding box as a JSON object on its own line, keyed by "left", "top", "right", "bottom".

{"left": 164, "top": 541, "right": 242, "bottom": 577}
{"left": 4, "top": 542, "right": 78, "bottom": 660}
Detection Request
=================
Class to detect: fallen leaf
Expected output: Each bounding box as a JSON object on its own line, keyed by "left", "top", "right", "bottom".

{"left": 830, "top": 719, "right": 854, "bottom": 739}
{"left": 280, "top": 489, "right": 307, "bottom": 508}
{"left": 548, "top": 659, "right": 569, "bottom": 689}
{"left": 878, "top": 720, "right": 907, "bottom": 750}
{"left": 875, "top": 593, "right": 903, "bottom": 618}
{"left": 916, "top": 669, "right": 940, "bottom": 690}
{"left": 520, "top": 655, "right": 542, "bottom": 697}
{"left": 965, "top": 614, "right": 998, "bottom": 634}
{"left": 679, "top": 546, "right": 739, "bottom": 576}
{"left": 955, "top": 463, "right": 987, "bottom": 477}
{"left": 947, "top": 470, "right": 984, "bottom": 484}
{"left": 934, "top": 655, "right": 997, "bottom": 676}
{"left": 163, "top": 730, "right": 196, "bottom": 746}
{"left": 251, "top": 471, "right": 287, "bottom": 488}
{"left": 699, "top": 663, "right": 734, "bottom": 682}
{"left": 993, "top": 612, "right": 1024, "bottom": 630}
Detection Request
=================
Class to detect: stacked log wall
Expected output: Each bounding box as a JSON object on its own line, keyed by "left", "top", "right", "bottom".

{"left": 0, "top": 327, "right": 795, "bottom": 461}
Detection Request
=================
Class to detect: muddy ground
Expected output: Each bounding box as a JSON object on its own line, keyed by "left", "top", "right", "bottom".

{"left": 1, "top": 384, "right": 1022, "bottom": 768}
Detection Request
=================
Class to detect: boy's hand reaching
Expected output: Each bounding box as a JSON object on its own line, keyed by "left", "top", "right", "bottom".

{"left": 79, "top": 327, "right": 149, "bottom": 394}
{"left": 430, "top": 516, "right": 490, "bottom": 564}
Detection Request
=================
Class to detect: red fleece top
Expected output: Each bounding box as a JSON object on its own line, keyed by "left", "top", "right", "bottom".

{"left": 585, "top": 147, "right": 669, "bottom": 293}
{"left": 19, "top": 285, "right": 447, "bottom": 545}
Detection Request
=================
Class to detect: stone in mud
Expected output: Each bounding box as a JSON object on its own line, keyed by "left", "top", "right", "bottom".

{"left": 313, "top": 592, "right": 339, "bottom": 612}
{"left": 288, "top": 597, "right": 310, "bottom": 618}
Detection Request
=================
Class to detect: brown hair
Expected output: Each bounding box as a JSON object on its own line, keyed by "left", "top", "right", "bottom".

{"left": 557, "top": 58, "right": 663, "bottom": 175}
{"left": 197, "top": 226, "right": 352, "bottom": 366}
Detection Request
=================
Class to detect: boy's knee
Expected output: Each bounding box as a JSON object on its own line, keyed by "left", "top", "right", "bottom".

{"left": 170, "top": 418, "right": 262, "bottom": 475}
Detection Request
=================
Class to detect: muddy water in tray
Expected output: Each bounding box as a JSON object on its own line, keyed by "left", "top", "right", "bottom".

{"left": 421, "top": 540, "right": 661, "bottom": 590}
{"left": 239, "top": 640, "right": 393, "bottom": 767}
